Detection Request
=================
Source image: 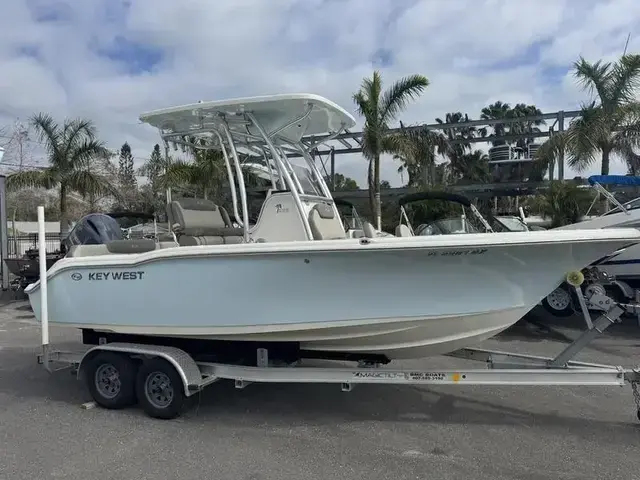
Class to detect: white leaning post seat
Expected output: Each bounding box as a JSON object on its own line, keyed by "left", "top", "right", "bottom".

{"left": 168, "top": 198, "right": 244, "bottom": 246}
{"left": 308, "top": 203, "right": 347, "bottom": 240}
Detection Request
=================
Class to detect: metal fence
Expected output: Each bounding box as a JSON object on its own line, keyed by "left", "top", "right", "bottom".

{"left": 6, "top": 234, "right": 61, "bottom": 258}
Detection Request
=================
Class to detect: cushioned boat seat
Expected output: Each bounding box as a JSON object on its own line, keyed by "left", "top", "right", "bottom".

{"left": 167, "top": 197, "right": 244, "bottom": 246}
{"left": 309, "top": 203, "right": 346, "bottom": 240}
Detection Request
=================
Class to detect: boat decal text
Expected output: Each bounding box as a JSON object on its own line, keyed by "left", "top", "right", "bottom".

{"left": 407, "top": 372, "right": 447, "bottom": 381}
{"left": 351, "top": 371, "right": 449, "bottom": 381}
{"left": 82, "top": 271, "right": 145, "bottom": 281}
{"left": 352, "top": 371, "right": 405, "bottom": 380}
{"left": 428, "top": 248, "right": 487, "bottom": 257}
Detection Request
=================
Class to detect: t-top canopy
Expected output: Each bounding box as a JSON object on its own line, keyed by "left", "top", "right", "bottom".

{"left": 588, "top": 175, "right": 640, "bottom": 186}
{"left": 139, "top": 93, "right": 356, "bottom": 145}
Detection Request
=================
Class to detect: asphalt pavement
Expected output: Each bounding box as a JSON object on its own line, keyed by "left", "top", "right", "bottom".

{"left": 0, "top": 299, "right": 639, "bottom": 480}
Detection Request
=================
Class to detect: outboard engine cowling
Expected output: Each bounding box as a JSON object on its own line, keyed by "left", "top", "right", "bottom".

{"left": 62, "top": 213, "right": 124, "bottom": 253}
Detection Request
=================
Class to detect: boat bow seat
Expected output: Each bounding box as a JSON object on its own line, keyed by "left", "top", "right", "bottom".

{"left": 309, "top": 203, "right": 346, "bottom": 240}
{"left": 168, "top": 198, "right": 244, "bottom": 246}
{"left": 67, "top": 239, "right": 158, "bottom": 257}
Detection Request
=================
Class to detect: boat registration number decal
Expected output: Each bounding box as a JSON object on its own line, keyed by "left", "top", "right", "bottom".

{"left": 70, "top": 271, "right": 145, "bottom": 281}
{"left": 428, "top": 248, "right": 487, "bottom": 257}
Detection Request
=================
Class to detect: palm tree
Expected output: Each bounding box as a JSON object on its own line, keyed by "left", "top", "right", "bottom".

{"left": 394, "top": 122, "right": 451, "bottom": 188}
{"left": 529, "top": 181, "right": 594, "bottom": 228}
{"left": 157, "top": 143, "right": 265, "bottom": 219}
{"left": 161, "top": 148, "right": 228, "bottom": 201}
{"left": 6, "top": 113, "right": 117, "bottom": 237}
{"left": 480, "top": 101, "right": 512, "bottom": 146}
{"left": 436, "top": 112, "right": 482, "bottom": 153}
{"left": 536, "top": 54, "right": 640, "bottom": 176}
{"left": 434, "top": 112, "right": 489, "bottom": 182}
{"left": 508, "top": 103, "right": 545, "bottom": 150}
{"left": 353, "top": 71, "right": 429, "bottom": 229}
{"left": 454, "top": 149, "right": 491, "bottom": 184}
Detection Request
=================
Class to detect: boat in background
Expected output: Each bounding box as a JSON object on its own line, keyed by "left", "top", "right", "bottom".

{"left": 557, "top": 175, "right": 640, "bottom": 282}
{"left": 394, "top": 191, "right": 534, "bottom": 236}
{"left": 540, "top": 175, "right": 640, "bottom": 316}
{"left": 23, "top": 94, "right": 640, "bottom": 362}
{"left": 5, "top": 247, "right": 64, "bottom": 291}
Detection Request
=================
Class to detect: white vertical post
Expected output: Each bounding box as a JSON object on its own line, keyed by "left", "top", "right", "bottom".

{"left": 37, "top": 206, "right": 49, "bottom": 346}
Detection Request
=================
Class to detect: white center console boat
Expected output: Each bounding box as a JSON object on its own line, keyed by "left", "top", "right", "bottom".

{"left": 23, "top": 94, "right": 640, "bottom": 363}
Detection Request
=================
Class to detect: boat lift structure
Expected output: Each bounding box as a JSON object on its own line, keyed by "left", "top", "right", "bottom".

{"left": 32, "top": 206, "right": 640, "bottom": 420}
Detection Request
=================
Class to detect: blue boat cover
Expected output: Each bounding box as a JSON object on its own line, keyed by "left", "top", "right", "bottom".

{"left": 587, "top": 175, "right": 640, "bottom": 186}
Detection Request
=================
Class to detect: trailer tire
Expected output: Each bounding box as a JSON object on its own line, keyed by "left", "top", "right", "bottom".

{"left": 542, "top": 285, "right": 574, "bottom": 317}
{"left": 85, "top": 352, "right": 137, "bottom": 409}
{"left": 136, "top": 358, "right": 185, "bottom": 420}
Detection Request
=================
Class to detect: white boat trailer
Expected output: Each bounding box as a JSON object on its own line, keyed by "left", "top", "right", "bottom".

{"left": 33, "top": 208, "right": 640, "bottom": 420}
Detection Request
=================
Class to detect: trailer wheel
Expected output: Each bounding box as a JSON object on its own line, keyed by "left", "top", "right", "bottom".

{"left": 135, "top": 358, "right": 185, "bottom": 420}
{"left": 542, "top": 285, "right": 574, "bottom": 317}
{"left": 85, "top": 352, "right": 137, "bottom": 409}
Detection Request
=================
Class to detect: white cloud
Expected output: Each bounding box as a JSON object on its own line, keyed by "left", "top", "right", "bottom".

{"left": 1, "top": 0, "right": 639, "bottom": 187}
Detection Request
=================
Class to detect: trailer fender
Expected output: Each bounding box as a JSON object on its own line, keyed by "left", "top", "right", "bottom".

{"left": 76, "top": 342, "right": 204, "bottom": 397}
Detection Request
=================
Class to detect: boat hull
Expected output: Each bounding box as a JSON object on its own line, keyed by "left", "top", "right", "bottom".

{"left": 25, "top": 231, "right": 640, "bottom": 360}
{"left": 596, "top": 243, "right": 640, "bottom": 281}
{"left": 75, "top": 307, "right": 530, "bottom": 359}
{"left": 557, "top": 211, "right": 640, "bottom": 281}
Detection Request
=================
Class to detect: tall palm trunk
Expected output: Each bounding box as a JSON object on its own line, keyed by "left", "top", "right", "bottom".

{"left": 374, "top": 153, "right": 381, "bottom": 230}
{"left": 367, "top": 158, "right": 375, "bottom": 222}
{"left": 59, "top": 184, "right": 70, "bottom": 240}
{"left": 601, "top": 146, "right": 611, "bottom": 175}
{"left": 601, "top": 145, "right": 613, "bottom": 211}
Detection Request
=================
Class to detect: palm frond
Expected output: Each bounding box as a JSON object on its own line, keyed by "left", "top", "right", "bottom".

{"left": 615, "top": 101, "right": 640, "bottom": 126}
{"left": 7, "top": 167, "right": 59, "bottom": 191}
{"left": 379, "top": 74, "right": 429, "bottom": 123}
{"left": 352, "top": 91, "right": 372, "bottom": 120}
{"left": 573, "top": 57, "right": 612, "bottom": 105}
{"left": 563, "top": 105, "right": 610, "bottom": 171}
{"left": 611, "top": 118, "right": 640, "bottom": 156}
{"left": 607, "top": 54, "right": 640, "bottom": 106}
{"left": 161, "top": 160, "right": 198, "bottom": 189}
{"left": 29, "top": 113, "right": 61, "bottom": 161}
{"left": 64, "top": 169, "right": 121, "bottom": 200}
{"left": 67, "top": 139, "right": 111, "bottom": 170}
{"left": 353, "top": 72, "right": 382, "bottom": 122}
{"left": 63, "top": 118, "right": 98, "bottom": 160}
{"left": 534, "top": 133, "right": 566, "bottom": 172}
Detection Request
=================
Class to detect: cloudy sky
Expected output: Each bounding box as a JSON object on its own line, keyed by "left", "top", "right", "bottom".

{"left": 1, "top": 0, "right": 639, "bottom": 187}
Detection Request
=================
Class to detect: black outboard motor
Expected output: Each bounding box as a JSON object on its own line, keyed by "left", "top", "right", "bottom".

{"left": 61, "top": 213, "right": 124, "bottom": 254}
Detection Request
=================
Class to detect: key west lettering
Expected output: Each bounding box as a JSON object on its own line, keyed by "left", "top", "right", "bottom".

{"left": 88, "top": 271, "right": 145, "bottom": 281}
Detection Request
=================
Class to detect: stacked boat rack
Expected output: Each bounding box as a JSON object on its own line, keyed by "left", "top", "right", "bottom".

{"left": 31, "top": 209, "right": 640, "bottom": 420}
